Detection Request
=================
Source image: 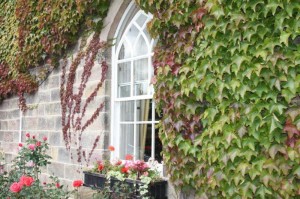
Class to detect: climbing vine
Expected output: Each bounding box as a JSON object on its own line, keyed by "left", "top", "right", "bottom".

{"left": 60, "top": 33, "right": 108, "bottom": 165}
{"left": 137, "top": 0, "right": 300, "bottom": 197}
{"left": 0, "top": 0, "right": 110, "bottom": 110}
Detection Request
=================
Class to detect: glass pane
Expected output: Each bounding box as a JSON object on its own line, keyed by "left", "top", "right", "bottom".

{"left": 134, "top": 83, "right": 148, "bottom": 96}
{"left": 143, "top": 28, "right": 152, "bottom": 44}
{"left": 135, "top": 124, "right": 163, "bottom": 162}
{"left": 136, "top": 99, "right": 152, "bottom": 122}
{"left": 118, "top": 41, "right": 131, "bottom": 60}
{"left": 118, "top": 62, "right": 131, "bottom": 84}
{"left": 134, "top": 58, "right": 148, "bottom": 81}
{"left": 136, "top": 14, "right": 148, "bottom": 28}
{"left": 119, "top": 124, "right": 134, "bottom": 160}
{"left": 133, "top": 36, "right": 148, "bottom": 56}
{"left": 125, "top": 25, "right": 139, "bottom": 46}
{"left": 119, "top": 85, "right": 130, "bottom": 98}
{"left": 136, "top": 124, "right": 152, "bottom": 161}
{"left": 120, "top": 101, "right": 134, "bottom": 121}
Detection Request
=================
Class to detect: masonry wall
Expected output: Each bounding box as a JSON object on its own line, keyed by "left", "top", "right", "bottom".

{"left": 0, "top": 0, "right": 126, "bottom": 187}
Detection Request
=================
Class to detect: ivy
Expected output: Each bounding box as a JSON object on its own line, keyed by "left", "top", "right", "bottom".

{"left": 0, "top": 0, "right": 110, "bottom": 110}
{"left": 137, "top": 0, "right": 300, "bottom": 197}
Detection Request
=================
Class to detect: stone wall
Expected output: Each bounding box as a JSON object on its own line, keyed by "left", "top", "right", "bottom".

{"left": 0, "top": 0, "right": 126, "bottom": 187}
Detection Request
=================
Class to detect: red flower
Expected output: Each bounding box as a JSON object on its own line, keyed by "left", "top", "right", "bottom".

{"left": 108, "top": 145, "right": 115, "bottom": 151}
{"left": 32, "top": 135, "right": 36, "bottom": 139}
{"left": 121, "top": 167, "right": 129, "bottom": 174}
{"left": 43, "top": 136, "right": 48, "bottom": 141}
{"left": 125, "top": 154, "right": 133, "bottom": 160}
{"left": 25, "top": 133, "right": 30, "bottom": 138}
{"left": 98, "top": 163, "right": 104, "bottom": 171}
{"left": 36, "top": 141, "right": 41, "bottom": 147}
{"left": 56, "top": 182, "right": 60, "bottom": 188}
{"left": 19, "top": 175, "right": 34, "bottom": 186}
{"left": 18, "top": 143, "right": 23, "bottom": 147}
{"left": 10, "top": 182, "right": 22, "bottom": 193}
{"left": 28, "top": 144, "right": 35, "bottom": 150}
{"left": 43, "top": 182, "right": 47, "bottom": 185}
{"left": 73, "top": 180, "right": 83, "bottom": 187}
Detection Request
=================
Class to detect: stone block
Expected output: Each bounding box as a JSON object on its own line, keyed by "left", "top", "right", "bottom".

{"left": 7, "top": 120, "right": 20, "bottom": 131}
{"left": 13, "top": 132, "right": 20, "bottom": 142}
{"left": 47, "top": 162, "right": 65, "bottom": 178}
{"left": 38, "top": 104, "right": 45, "bottom": 115}
{"left": 38, "top": 92, "right": 51, "bottom": 103}
{"left": 104, "top": 79, "right": 111, "bottom": 96}
{"left": 58, "top": 147, "right": 71, "bottom": 163}
{"left": 38, "top": 117, "right": 55, "bottom": 130}
{"left": 64, "top": 164, "right": 82, "bottom": 180}
{"left": 49, "top": 132, "right": 61, "bottom": 146}
{"left": 0, "top": 121, "right": 8, "bottom": 131}
{"left": 3, "top": 132, "right": 13, "bottom": 142}
{"left": 51, "top": 89, "right": 61, "bottom": 102}
{"left": 45, "top": 103, "right": 61, "bottom": 116}
{"left": 0, "top": 111, "right": 7, "bottom": 120}
{"left": 23, "top": 117, "right": 38, "bottom": 130}
{"left": 48, "top": 76, "right": 60, "bottom": 89}
{"left": 54, "top": 116, "right": 62, "bottom": 131}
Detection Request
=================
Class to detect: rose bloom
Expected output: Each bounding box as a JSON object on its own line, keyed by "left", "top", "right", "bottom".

{"left": 121, "top": 167, "right": 129, "bottom": 174}
{"left": 28, "top": 144, "right": 35, "bottom": 150}
{"left": 43, "top": 136, "right": 48, "bottom": 141}
{"left": 25, "top": 160, "right": 35, "bottom": 167}
{"left": 125, "top": 154, "right": 133, "bottom": 160}
{"left": 18, "top": 143, "right": 23, "bottom": 147}
{"left": 108, "top": 145, "right": 115, "bottom": 151}
{"left": 56, "top": 182, "right": 60, "bottom": 188}
{"left": 32, "top": 135, "right": 36, "bottom": 139}
{"left": 10, "top": 182, "right": 22, "bottom": 193}
{"left": 36, "top": 141, "right": 41, "bottom": 147}
{"left": 20, "top": 175, "right": 34, "bottom": 186}
{"left": 25, "top": 133, "right": 30, "bottom": 138}
{"left": 73, "top": 180, "right": 83, "bottom": 187}
{"left": 98, "top": 163, "right": 104, "bottom": 171}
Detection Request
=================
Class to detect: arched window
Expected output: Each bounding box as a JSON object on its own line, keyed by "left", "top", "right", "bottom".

{"left": 111, "top": 5, "right": 162, "bottom": 162}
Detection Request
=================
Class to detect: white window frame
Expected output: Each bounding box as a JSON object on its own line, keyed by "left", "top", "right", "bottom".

{"left": 111, "top": 2, "right": 159, "bottom": 161}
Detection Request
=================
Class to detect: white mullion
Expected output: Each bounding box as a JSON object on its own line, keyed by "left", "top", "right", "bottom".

{"left": 117, "top": 54, "right": 150, "bottom": 63}
{"left": 133, "top": 100, "right": 137, "bottom": 160}
{"left": 130, "top": 59, "right": 134, "bottom": 97}
{"left": 120, "top": 121, "right": 153, "bottom": 125}
{"left": 151, "top": 100, "right": 155, "bottom": 159}
{"left": 115, "top": 95, "right": 153, "bottom": 102}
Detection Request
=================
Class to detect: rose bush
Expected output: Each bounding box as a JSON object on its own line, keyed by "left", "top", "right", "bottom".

{"left": 0, "top": 134, "right": 71, "bottom": 199}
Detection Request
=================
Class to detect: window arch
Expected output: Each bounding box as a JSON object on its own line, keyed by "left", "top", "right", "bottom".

{"left": 111, "top": 5, "right": 162, "bottom": 162}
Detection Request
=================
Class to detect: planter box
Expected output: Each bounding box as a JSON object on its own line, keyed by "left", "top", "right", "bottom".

{"left": 83, "top": 171, "right": 167, "bottom": 199}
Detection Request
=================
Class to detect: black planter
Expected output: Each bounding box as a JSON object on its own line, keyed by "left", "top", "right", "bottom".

{"left": 83, "top": 171, "right": 167, "bottom": 199}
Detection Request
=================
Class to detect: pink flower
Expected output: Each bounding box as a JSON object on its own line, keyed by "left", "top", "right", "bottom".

{"left": 28, "top": 144, "right": 35, "bottom": 150}
{"left": 73, "top": 180, "right": 83, "bottom": 187}
{"left": 25, "top": 133, "right": 30, "bottom": 138}
{"left": 36, "top": 141, "right": 41, "bottom": 147}
{"left": 19, "top": 175, "right": 34, "bottom": 186}
{"left": 56, "top": 182, "right": 60, "bottom": 188}
{"left": 10, "top": 182, "right": 22, "bottom": 193}
{"left": 26, "top": 161, "right": 35, "bottom": 167}
{"left": 121, "top": 167, "right": 129, "bottom": 174}
{"left": 32, "top": 135, "right": 36, "bottom": 139}
{"left": 143, "top": 171, "right": 149, "bottom": 176}
{"left": 18, "top": 143, "right": 23, "bottom": 147}
{"left": 43, "top": 136, "right": 48, "bottom": 141}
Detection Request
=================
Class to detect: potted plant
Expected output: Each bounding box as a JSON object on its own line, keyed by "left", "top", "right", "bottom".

{"left": 83, "top": 146, "right": 167, "bottom": 199}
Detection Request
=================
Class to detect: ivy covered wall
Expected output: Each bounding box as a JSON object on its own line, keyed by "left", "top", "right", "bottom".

{"left": 0, "top": 0, "right": 110, "bottom": 110}
{"left": 137, "top": 0, "right": 300, "bottom": 198}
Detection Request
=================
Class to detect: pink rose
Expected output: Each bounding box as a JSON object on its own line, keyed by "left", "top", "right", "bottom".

{"left": 20, "top": 175, "right": 34, "bottom": 186}
{"left": 43, "top": 136, "right": 47, "bottom": 141}
{"left": 18, "top": 143, "right": 23, "bottom": 147}
{"left": 10, "top": 182, "right": 22, "bottom": 193}
{"left": 25, "top": 133, "right": 30, "bottom": 138}
{"left": 28, "top": 144, "right": 35, "bottom": 150}
{"left": 36, "top": 141, "right": 41, "bottom": 147}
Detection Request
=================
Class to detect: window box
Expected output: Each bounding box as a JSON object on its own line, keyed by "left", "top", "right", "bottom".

{"left": 83, "top": 171, "right": 167, "bottom": 199}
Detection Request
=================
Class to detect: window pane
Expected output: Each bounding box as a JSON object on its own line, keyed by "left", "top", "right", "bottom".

{"left": 136, "top": 14, "right": 148, "bottom": 28}
{"left": 118, "top": 62, "right": 131, "bottom": 84}
{"left": 120, "top": 101, "right": 134, "bottom": 121}
{"left": 119, "top": 124, "right": 134, "bottom": 160}
{"left": 136, "top": 99, "right": 152, "bottom": 122}
{"left": 134, "top": 83, "right": 148, "bottom": 96}
{"left": 133, "top": 36, "right": 148, "bottom": 56}
{"left": 118, "top": 41, "right": 131, "bottom": 60}
{"left": 134, "top": 58, "right": 148, "bottom": 81}
{"left": 136, "top": 124, "right": 163, "bottom": 163}
{"left": 118, "top": 62, "right": 131, "bottom": 97}
{"left": 126, "top": 25, "right": 139, "bottom": 46}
